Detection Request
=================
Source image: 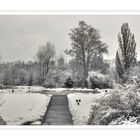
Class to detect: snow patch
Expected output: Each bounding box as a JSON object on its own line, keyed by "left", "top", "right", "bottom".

{"left": 17, "top": 86, "right": 47, "bottom": 92}
{"left": 46, "top": 88, "right": 96, "bottom": 92}
{"left": 0, "top": 93, "right": 51, "bottom": 125}
{"left": 67, "top": 92, "right": 105, "bottom": 125}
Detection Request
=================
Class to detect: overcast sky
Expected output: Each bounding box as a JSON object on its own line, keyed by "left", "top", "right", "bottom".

{"left": 0, "top": 15, "right": 140, "bottom": 62}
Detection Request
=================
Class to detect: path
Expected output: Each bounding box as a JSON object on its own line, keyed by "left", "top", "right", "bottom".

{"left": 42, "top": 95, "right": 73, "bottom": 125}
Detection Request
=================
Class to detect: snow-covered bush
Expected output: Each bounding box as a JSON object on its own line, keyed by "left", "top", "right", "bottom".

{"left": 0, "top": 84, "right": 5, "bottom": 89}
{"left": 0, "top": 116, "right": 6, "bottom": 125}
{"left": 88, "top": 86, "right": 140, "bottom": 125}
{"left": 42, "top": 71, "right": 59, "bottom": 88}
{"left": 127, "top": 65, "right": 140, "bottom": 85}
{"left": 42, "top": 80, "right": 56, "bottom": 88}
{"left": 43, "top": 69, "right": 72, "bottom": 88}
{"left": 110, "top": 116, "right": 139, "bottom": 125}
{"left": 74, "top": 77, "right": 88, "bottom": 88}
{"left": 87, "top": 71, "right": 113, "bottom": 89}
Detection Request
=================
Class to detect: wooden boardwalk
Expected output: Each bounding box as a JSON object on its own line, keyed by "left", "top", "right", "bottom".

{"left": 42, "top": 95, "right": 73, "bottom": 125}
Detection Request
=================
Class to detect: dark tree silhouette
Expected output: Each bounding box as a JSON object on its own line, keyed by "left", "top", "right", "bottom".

{"left": 64, "top": 77, "right": 74, "bottom": 88}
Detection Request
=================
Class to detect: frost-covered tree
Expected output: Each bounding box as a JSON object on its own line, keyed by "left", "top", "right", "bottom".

{"left": 115, "top": 51, "right": 124, "bottom": 81}
{"left": 127, "top": 63, "right": 140, "bottom": 85}
{"left": 66, "top": 21, "right": 108, "bottom": 87}
{"left": 57, "top": 55, "right": 66, "bottom": 70}
{"left": 116, "top": 23, "right": 137, "bottom": 83}
{"left": 36, "top": 42, "right": 55, "bottom": 84}
{"left": 28, "top": 72, "right": 34, "bottom": 86}
{"left": 3, "top": 69, "right": 11, "bottom": 86}
{"left": 18, "top": 69, "right": 28, "bottom": 85}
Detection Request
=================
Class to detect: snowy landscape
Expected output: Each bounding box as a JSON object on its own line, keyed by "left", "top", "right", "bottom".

{"left": 0, "top": 86, "right": 51, "bottom": 125}
{"left": 0, "top": 85, "right": 140, "bottom": 125}
{"left": 0, "top": 15, "right": 140, "bottom": 125}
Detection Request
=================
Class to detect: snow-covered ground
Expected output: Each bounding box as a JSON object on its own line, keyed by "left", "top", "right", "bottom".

{"left": 16, "top": 86, "right": 47, "bottom": 92}
{"left": 67, "top": 92, "right": 105, "bottom": 125}
{"left": 67, "top": 85, "right": 140, "bottom": 125}
{"left": 45, "top": 88, "right": 96, "bottom": 92}
{"left": 0, "top": 87, "right": 51, "bottom": 125}
{"left": 0, "top": 85, "right": 139, "bottom": 125}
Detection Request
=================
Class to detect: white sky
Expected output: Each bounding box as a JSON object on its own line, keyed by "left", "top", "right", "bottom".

{"left": 0, "top": 15, "right": 140, "bottom": 62}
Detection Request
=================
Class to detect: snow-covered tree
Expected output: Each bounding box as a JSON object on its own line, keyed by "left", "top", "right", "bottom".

{"left": 36, "top": 42, "right": 55, "bottom": 84}
{"left": 116, "top": 23, "right": 137, "bottom": 83}
{"left": 115, "top": 51, "right": 124, "bottom": 82}
{"left": 18, "top": 69, "right": 28, "bottom": 85}
{"left": 28, "top": 72, "right": 34, "bottom": 86}
{"left": 3, "top": 69, "right": 11, "bottom": 86}
{"left": 127, "top": 64, "right": 140, "bottom": 85}
{"left": 66, "top": 21, "right": 108, "bottom": 87}
{"left": 57, "top": 55, "right": 66, "bottom": 70}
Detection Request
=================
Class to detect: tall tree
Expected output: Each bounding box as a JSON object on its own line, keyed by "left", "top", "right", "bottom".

{"left": 28, "top": 72, "right": 33, "bottom": 86}
{"left": 36, "top": 42, "right": 55, "bottom": 84}
{"left": 66, "top": 21, "right": 108, "bottom": 87}
{"left": 57, "top": 55, "right": 65, "bottom": 70}
{"left": 115, "top": 51, "right": 124, "bottom": 82}
{"left": 3, "top": 69, "right": 11, "bottom": 86}
{"left": 116, "top": 23, "right": 137, "bottom": 82}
